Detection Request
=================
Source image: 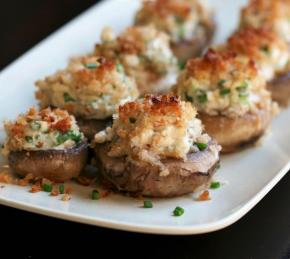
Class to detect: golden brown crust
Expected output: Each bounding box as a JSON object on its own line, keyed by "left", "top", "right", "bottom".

{"left": 198, "top": 107, "right": 271, "bottom": 153}
{"left": 241, "top": 0, "right": 290, "bottom": 27}
{"left": 118, "top": 95, "right": 182, "bottom": 119}
{"left": 227, "top": 27, "right": 283, "bottom": 60}
{"left": 185, "top": 49, "right": 258, "bottom": 81}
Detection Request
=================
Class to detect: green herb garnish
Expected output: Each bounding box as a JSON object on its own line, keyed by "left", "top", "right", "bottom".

{"left": 85, "top": 63, "right": 98, "bottom": 69}
{"left": 116, "top": 63, "right": 124, "bottom": 74}
{"left": 42, "top": 183, "right": 53, "bottom": 192}
{"left": 219, "top": 88, "right": 231, "bottom": 96}
{"left": 236, "top": 82, "right": 249, "bottom": 100}
{"left": 30, "top": 121, "right": 41, "bottom": 130}
{"left": 178, "top": 27, "right": 186, "bottom": 39}
{"left": 57, "top": 130, "right": 82, "bottom": 145}
{"left": 178, "top": 60, "right": 186, "bottom": 70}
{"left": 218, "top": 79, "right": 227, "bottom": 88}
{"left": 129, "top": 117, "right": 136, "bottom": 123}
{"left": 92, "top": 190, "right": 100, "bottom": 200}
{"left": 260, "top": 45, "right": 269, "bottom": 53}
{"left": 195, "top": 142, "right": 208, "bottom": 151}
{"left": 175, "top": 16, "right": 184, "bottom": 24}
{"left": 173, "top": 206, "right": 184, "bottom": 217}
{"left": 63, "top": 92, "right": 75, "bottom": 102}
{"left": 143, "top": 200, "right": 153, "bottom": 208}
{"left": 196, "top": 89, "right": 207, "bottom": 104}
{"left": 210, "top": 181, "right": 221, "bottom": 189}
{"left": 59, "top": 184, "right": 65, "bottom": 194}
{"left": 185, "top": 93, "right": 193, "bottom": 102}
{"left": 25, "top": 136, "right": 33, "bottom": 143}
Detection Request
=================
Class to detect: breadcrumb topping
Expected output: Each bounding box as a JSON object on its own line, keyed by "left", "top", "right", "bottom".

{"left": 36, "top": 55, "right": 139, "bottom": 120}
{"left": 240, "top": 0, "right": 290, "bottom": 43}
{"left": 2, "top": 107, "right": 84, "bottom": 154}
{"left": 176, "top": 49, "right": 271, "bottom": 117}
{"left": 226, "top": 27, "right": 290, "bottom": 80}
{"left": 94, "top": 95, "right": 211, "bottom": 164}
{"left": 135, "top": 0, "right": 213, "bottom": 43}
{"left": 95, "top": 25, "right": 177, "bottom": 95}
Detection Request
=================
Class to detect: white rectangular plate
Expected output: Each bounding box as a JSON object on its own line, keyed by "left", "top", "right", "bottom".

{"left": 0, "top": 0, "right": 289, "bottom": 235}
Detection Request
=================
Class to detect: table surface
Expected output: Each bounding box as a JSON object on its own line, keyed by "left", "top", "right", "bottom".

{"left": 1, "top": 1, "right": 290, "bottom": 258}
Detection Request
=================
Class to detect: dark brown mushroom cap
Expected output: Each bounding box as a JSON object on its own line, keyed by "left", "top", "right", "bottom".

{"left": 96, "top": 141, "right": 220, "bottom": 198}
{"left": 77, "top": 118, "right": 112, "bottom": 140}
{"left": 9, "top": 140, "right": 88, "bottom": 182}
{"left": 268, "top": 71, "right": 290, "bottom": 107}
{"left": 199, "top": 107, "right": 271, "bottom": 153}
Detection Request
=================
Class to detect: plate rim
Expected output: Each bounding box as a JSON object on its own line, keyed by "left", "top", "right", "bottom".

{"left": 0, "top": 0, "right": 289, "bottom": 235}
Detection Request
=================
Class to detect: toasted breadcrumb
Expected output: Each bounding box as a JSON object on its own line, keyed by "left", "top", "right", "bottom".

{"left": 196, "top": 190, "right": 211, "bottom": 201}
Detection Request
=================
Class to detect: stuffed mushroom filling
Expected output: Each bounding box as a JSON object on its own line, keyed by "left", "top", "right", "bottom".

{"left": 94, "top": 25, "right": 178, "bottom": 95}
{"left": 36, "top": 56, "right": 139, "bottom": 120}
{"left": 135, "top": 0, "right": 213, "bottom": 44}
{"left": 240, "top": 0, "right": 290, "bottom": 45}
{"left": 2, "top": 107, "right": 85, "bottom": 155}
{"left": 94, "top": 95, "right": 220, "bottom": 175}
{"left": 176, "top": 49, "right": 272, "bottom": 118}
{"left": 226, "top": 27, "right": 290, "bottom": 81}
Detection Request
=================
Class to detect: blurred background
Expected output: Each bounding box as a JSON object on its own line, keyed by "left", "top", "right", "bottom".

{"left": 0, "top": 0, "right": 98, "bottom": 69}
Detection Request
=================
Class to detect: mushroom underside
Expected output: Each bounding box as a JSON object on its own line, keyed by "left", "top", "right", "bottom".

{"left": 9, "top": 141, "right": 88, "bottom": 182}
{"left": 199, "top": 109, "right": 271, "bottom": 153}
{"left": 96, "top": 142, "right": 219, "bottom": 198}
{"left": 268, "top": 71, "right": 290, "bottom": 107}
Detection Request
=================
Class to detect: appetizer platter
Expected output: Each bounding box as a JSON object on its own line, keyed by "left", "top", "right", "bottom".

{"left": 1, "top": 0, "right": 290, "bottom": 235}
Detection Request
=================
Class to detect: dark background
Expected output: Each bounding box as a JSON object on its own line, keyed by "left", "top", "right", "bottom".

{"left": 1, "top": 1, "right": 290, "bottom": 258}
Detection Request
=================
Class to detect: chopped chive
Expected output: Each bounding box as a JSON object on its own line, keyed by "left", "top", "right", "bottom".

{"left": 196, "top": 89, "right": 207, "bottom": 103}
{"left": 116, "top": 63, "right": 124, "bottom": 74}
{"left": 175, "top": 16, "right": 184, "bottom": 24}
{"left": 173, "top": 206, "right": 184, "bottom": 216}
{"left": 219, "top": 88, "right": 231, "bottom": 96}
{"left": 92, "top": 190, "right": 100, "bottom": 200}
{"left": 178, "top": 60, "right": 186, "bottom": 70}
{"left": 210, "top": 181, "right": 221, "bottom": 189}
{"left": 236, "top": 81, "right": 248, "bottom": 92}
{"left": 260, "top": 45, "right": 269, "bottom": 53}
{"left": 195, "top": 142, "right": 208, "bottom": 151}
{"left": 218, "top": 79, "right": 227, "bottom": 87}
{"left": 57, "top": 130, "right": 82, "bottom": 145}
{"left": 63, "top": 92, "right": 75, "bottom": 102}
{"left": 42, "top": 183, "right": 53, "bottom": 192}
{"left": 25, "top": 136, "right": 33, "bottom": 143}
{"left": 30, "top": 121, "right": 41, "bottom": 130}
{"left": 59, "top": 184, "right": 65, "bottom": 194}
{"left": 143, "top": 200, "right": 153, "bottom": 208}
{"left": 185, "top": 93, "right": 193, "bottom": 102}
{"left": 178, "top": 27, "right": 186, "bottom": 39}
{"left": 85, "top": 63, "right": 97, "bottom": 69}
{"left": 129, "top": 117, "right": 136, "bottom": 123}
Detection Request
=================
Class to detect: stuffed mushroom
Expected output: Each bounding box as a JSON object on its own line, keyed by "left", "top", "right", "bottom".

{"left": 36, "top": 56, "right": 139, "bottom": 139}
{"left": 135, "top": 0, "right": 215, "bottom": 64}
{"left": 239, "top": 0, "right": 290, "bottom": 106}
{"left": 2, "top": 107, "right": 88, "bottom": 182}
{"left": 176, "top": 49, "right": 273, "bottom": 153}
{"left": 94, "top": 25, "right": 178, "bottom": 95}
{"left": 94, "top": 95, "right": 221, "bottom": 198}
